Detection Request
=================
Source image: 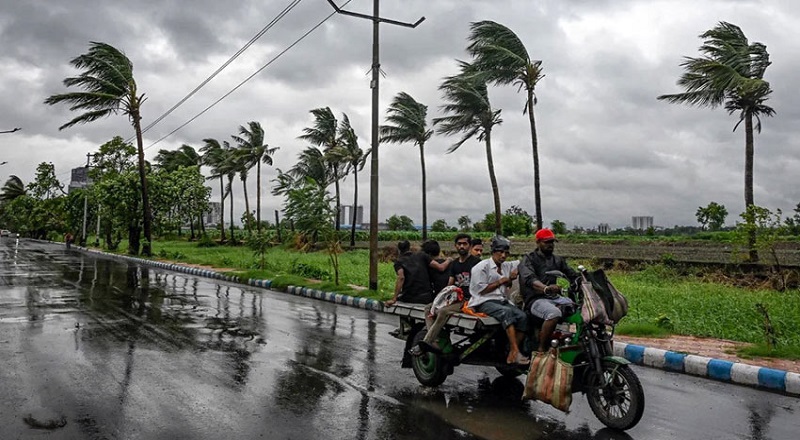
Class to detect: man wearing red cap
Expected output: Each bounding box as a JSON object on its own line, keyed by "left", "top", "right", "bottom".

{"left": 519, "top": 228, "right": 580, "bottom": 352}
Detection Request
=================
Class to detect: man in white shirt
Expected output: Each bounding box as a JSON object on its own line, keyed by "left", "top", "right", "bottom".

{"left": 468, "top": 236, "right": 529, "bottom": 365}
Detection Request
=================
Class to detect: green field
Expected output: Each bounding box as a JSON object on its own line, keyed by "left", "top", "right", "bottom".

{"left": 101, "top": 239, "right": 800, "bottom": 359}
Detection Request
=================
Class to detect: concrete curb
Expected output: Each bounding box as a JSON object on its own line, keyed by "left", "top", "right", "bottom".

{"left": 614, "top": 342, "right": 800, "bottom": 396}
{"left": 43, "top": 240, "right": 800, "bottom": 397}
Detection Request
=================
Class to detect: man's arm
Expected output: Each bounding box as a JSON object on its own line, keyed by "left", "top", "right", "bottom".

{"left": 385, "top": 268, "right": 405, "bottom": 306}
{"left": 429, "top": 257, "right": 452, "bottom": 272}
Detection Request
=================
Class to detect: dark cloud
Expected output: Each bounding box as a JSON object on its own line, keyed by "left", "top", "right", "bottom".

{"left": 1, "top": 0, "right": 799, "bottom": 230}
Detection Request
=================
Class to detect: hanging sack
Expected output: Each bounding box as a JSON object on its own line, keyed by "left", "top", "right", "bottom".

{"left": 586, "top": 269, "right": 628, "bottom": 323}
{"left": 580, "top": 280, "right": 612, "bottom": 325}
{"left": 522, "top": 348, "right": 574, "bottom": 412}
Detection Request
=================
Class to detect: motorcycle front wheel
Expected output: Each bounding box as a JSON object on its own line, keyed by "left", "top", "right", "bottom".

{"left": 586, "top": 363, "right": 645, "bottom": 430}
{"left": 410, "top": 330, "right": 449, "bottom": 387}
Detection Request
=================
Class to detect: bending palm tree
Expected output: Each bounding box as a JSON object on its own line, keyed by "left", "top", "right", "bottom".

{"left": 155, "top": 144, "right": 202, "bottom": 172}
{"left": 231, "top": 121, "right": 279, "bottom": 233}
{"left": 434, "top": 64, "right": 504, "bottom": 234}
{"left": 299, "top": 107, "right": 345, "bottom": 231}
{"left": 44, "top": 42, "right": 154, "bottom": 256}
{"left": 201, "top": 139, "right": 228, "bottom": 242}
{"left": 379, "top": 92, "right": 434, "bottom": 240}
{"left": 0, "top": 175, "right": 27, "bottom": 202}
{"left": 657, "top": 21, "right": 775, "bottom": 261}
{"left": 468, "top": 20, "right": 545, "bottom": 230}
{"left": 329, "top": 114, "right": 368, "bottom": 247}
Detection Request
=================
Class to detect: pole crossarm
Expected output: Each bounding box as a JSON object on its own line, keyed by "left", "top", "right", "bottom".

{"left": 0, "top": 128, "right": 21, "bottom": 134}
{"left": 326, "top": 0, "right": 425, "bottom": 27}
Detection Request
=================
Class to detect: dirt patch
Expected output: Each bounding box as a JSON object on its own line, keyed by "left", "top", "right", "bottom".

{"left": 618, "top": 335, "right": 800, "bottom": 373}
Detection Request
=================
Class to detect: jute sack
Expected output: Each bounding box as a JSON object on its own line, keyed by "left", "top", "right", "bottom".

{"left": 522, "top": 349, "right": 574, "bottom": 412}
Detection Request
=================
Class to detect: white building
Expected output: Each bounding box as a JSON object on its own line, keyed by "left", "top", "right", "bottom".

{"left": 631, "top": 216, "right": 654, "bottom": 231}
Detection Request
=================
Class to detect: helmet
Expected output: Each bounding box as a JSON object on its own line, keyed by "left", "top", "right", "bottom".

{"left": 490, "top": 235, "right": 511, "bottom": 252}
{"left": 535, "top": 228, "right": 557, "bottom": 242}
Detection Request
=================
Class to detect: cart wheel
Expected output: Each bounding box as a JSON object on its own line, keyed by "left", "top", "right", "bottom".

{"left": 410, "top": 330, "right": 449, "bottom": 387}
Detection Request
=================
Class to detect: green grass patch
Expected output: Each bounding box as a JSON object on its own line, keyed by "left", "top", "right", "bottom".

{"left": 737, "top": 343, "right": 800, "bottom": 361}
{"left": 616, "top": 322, "right": 672, "bottom": 338}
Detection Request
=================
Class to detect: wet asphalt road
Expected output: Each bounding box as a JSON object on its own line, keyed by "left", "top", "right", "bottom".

{"left": 1, "top": 238, "right": 799, "bottom": 440}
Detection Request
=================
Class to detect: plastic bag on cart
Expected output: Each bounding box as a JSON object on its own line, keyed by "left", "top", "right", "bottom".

{"left": 429, "top": 286, "right": 464, "bottom": 318}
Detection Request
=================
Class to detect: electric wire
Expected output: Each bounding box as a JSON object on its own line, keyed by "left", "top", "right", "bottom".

{"left": 129, "top": 0, "right": 304, "bottom": 142}
{"left": 144, "top": 0, "right": 354, "bottom": 151}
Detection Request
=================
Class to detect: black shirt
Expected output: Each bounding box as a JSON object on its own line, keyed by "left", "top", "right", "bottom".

{"left": 518, "top": 249, "right": 580, "bottom": 309}
{"left": 394, "top": 251, "right": 434, "bottom": 304}
{"left": 429, "top": 258, "right": 450, "bottom": 295}
{"left": 448, "top": 255, "right": 481, "bottom": 300}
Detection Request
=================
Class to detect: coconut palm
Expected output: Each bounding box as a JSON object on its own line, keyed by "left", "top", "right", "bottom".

{"left": 298, "top": 107, "right": 346, "bottom": 231}
{"left": 201, "top": 138, "right": 228, "bottom": 242}
{"left": 1, "top": 175, "right": 27, "bottom": 202}
{"left": 379, "top": 92, "right": 434, "bottom": 240}
{"left": 44, "top": 42, "right": 154, "bottom": 256}
{"left": 288, "top": 146, "right": 334, "bottom": 190}
{"left": 155, "top": 144, "right": 202, "bottom": 172}
{"left": 467, "top": 20, "right": 546, "bottom": 230}
{"left": 434, "top": 64, "right": 504, "bottom": 234}
{"left": 328, "top": 114, "right": 368, "bottom": 247}
{"left": 231, "top": 121, "right": 279, "bottom": 232}
{"left": 657, "top": 21, "right": 775, "bottom": 261}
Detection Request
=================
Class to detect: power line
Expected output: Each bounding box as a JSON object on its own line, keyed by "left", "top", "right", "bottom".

{"left": 130, "top": 0, "right": 304, "bottom": 142}
{"left": 145, "top": 0, "right": 354, "bottom": 151}
{"left": 55, "top": 0, "right": 307, "bottom": 180}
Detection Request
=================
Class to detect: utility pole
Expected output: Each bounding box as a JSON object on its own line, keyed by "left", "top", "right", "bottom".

{"left": 327, "top": 0, "right": 424, "bottom": 291}
{"left": 80, "top": 153, "right": 95, "bottom": 247}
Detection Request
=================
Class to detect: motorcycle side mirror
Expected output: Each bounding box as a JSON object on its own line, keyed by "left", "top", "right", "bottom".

{"left": 545, "top": 270, "right": 566, "bottom": 278}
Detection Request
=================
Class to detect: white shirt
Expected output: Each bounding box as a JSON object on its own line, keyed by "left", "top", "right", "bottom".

{"left": 467, "top": 258, "right": 519, "bottom": 308}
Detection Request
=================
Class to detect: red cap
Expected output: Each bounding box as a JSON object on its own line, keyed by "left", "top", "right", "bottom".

{"left": 535, "top": 228, "right": 557, "bottom": 242}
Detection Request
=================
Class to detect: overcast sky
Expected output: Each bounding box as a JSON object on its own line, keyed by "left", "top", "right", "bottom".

{"left": 1, "top": 0, "right": 798, "bottom": 230}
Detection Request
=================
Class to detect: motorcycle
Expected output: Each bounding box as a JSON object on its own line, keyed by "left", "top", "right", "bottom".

{"left": 387, "top": 265, "right": 645, "bottom": 430}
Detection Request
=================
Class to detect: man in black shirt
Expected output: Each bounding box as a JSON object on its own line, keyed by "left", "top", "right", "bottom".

{"left": 386, "top": 240, "right": 452, "bottom": 306}
{"left": 415, "top": 234, "right": 480, "bottom": 354}
{"left": 518, "top": 229, "right": 580, "bottom": 352}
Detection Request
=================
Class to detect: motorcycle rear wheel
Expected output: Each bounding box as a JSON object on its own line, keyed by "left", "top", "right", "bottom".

{"left": 410, "top": 330, "right": 449, "bottom": 387}
{"left": 586, "top": 363, "right": 645, "bottom": 430}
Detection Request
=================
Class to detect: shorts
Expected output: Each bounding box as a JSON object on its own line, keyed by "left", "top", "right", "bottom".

{"left": 476, "top": 300, "right": 527, "bottom": 332}
{"left": 529, "top": 297, "right": 563, "bottom": 321}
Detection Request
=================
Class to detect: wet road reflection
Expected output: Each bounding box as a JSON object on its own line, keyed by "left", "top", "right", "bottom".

{"left": 1, "top": 239, "right": 799, "bottom": 440}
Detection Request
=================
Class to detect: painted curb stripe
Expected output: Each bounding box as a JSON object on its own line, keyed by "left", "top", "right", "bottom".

{"left": 624, "top": 344, "right": 645, "bottom": 364}
{"left": 757, "top": 368, "right": 786, "bottom": 390}
{"left": 707, "top": 359, "right": 734, "bottom": 381}
{"left": 664, "top": 352, "right": 686, "bottom": 372}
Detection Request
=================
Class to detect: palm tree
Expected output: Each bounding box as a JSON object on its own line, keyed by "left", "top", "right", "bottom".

{"left": 200, "top": 139, "right": 228, "bottom": 242}
{"left": 0, "top": 175, "right": 27, "bottom": 202}
{"left": 434, "top": 64, "right": 504, "bottom": 234}
{"left": 298, "top": 107, "right": 346, "bottom": 231}
{"left": 379, "top": 92, "right": 434, "bottom": 240}
{"left": 155, "top": 144, "right": 202, "bottom": 172}
{"left": 44, "top": 42, "right": 154, "bottom": 256}
{"left": 220, "top": 143, "right": 240, "bottom": 244}
{"left": 231, "top": 121, "right": 279, "bottom": 233}
{"left": 328, "top": 114, "right": 368, "bottom": 247}
{"left": 467, "top": 20, "right": 546, "bottom": 230}
{"left": 657, "top": 21, "right": 775, "bottom": 261}
{"left": 288, "top": 146, "right": 333, "bottom": 190}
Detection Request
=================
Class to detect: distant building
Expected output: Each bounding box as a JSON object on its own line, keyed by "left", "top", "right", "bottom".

{"left": 339, "top": 205, "right": 364, "bottom": 227}
{"left": 597, "top": 223, "right": 610, "bottom": 234}
{"left": 204, "top": 202, "right": 222, "bottom": 226}
{"left": 68, "top": 166, "right": 90, "bottom": 193}
{"left": 631, "top": 216, "right": 654, "bottom": 231}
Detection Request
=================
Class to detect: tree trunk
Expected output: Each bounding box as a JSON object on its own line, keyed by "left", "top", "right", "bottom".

{"left": 484, "top": 129, "right": 502, "bottom": 235}
{"left": 350, "top": 167, "right": 358, "bottom": 247}
{"left": 132, "top": 107, "right": 152, "bottom": 256}
{"left": 229, "top": 177, "right": 237, "bottom": 244}
{"left": 745, "top": 112, "right": 758, "bottom": 262}
{"left": 256, "top": 161, "right": 262, "bottom": 233}
{"left": 219, "top": 176, "right": 226, "bottom": 242}
{"left": 242, "top": 176, "right": 251, "bottom": 235}
{"left": 528, "top": 87, "right": 543, "bottom": 230}
{"left": 334, "top": 170, "right": 341, "bottom": 231}
{"left": 128, "top": 223, "right": 141, "bottom": 256}
{"left": 419, "top": 142, "right": 428, "bottom": 241}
